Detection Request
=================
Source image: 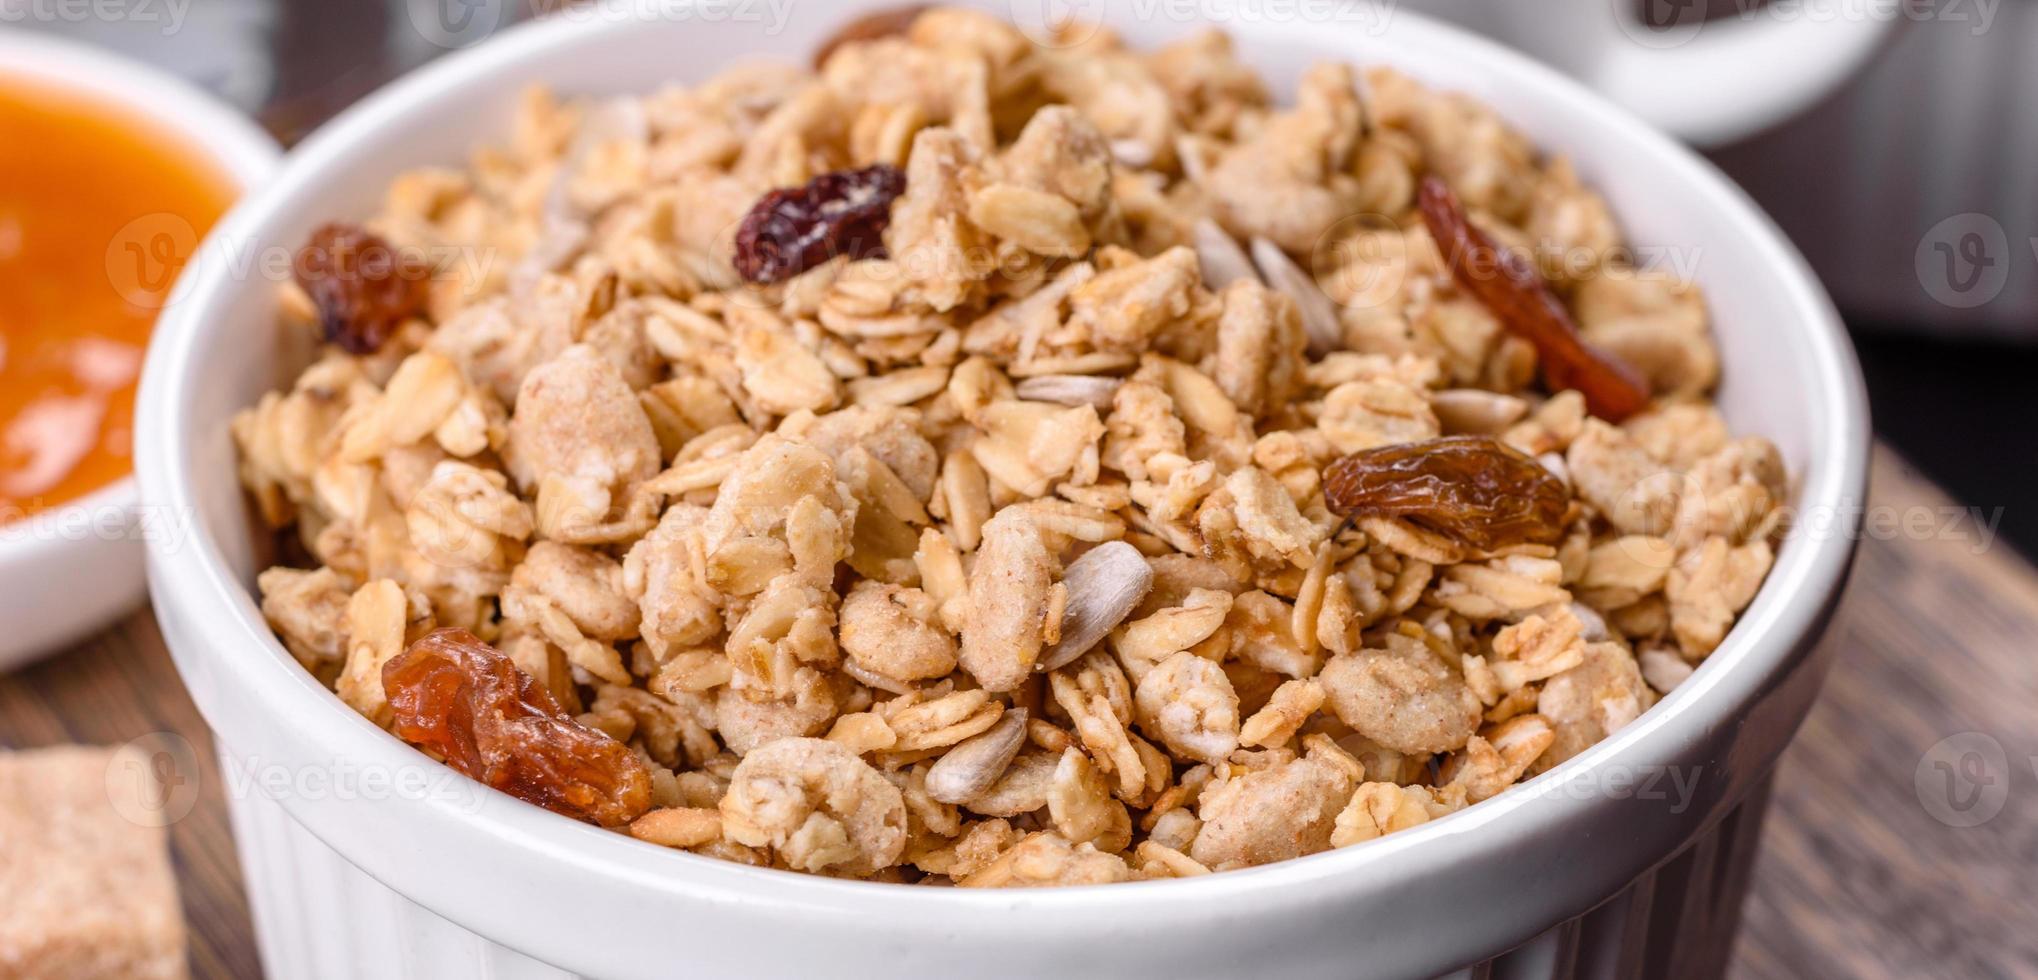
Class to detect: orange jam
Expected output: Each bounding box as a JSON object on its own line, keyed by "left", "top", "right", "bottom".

{"left": 0, "top": 76, "right": 233, "bottom": 522}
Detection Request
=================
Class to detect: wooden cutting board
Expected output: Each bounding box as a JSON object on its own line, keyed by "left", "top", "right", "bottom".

{"left": 1, "top": 445, "right": 2030, "bottom": 979}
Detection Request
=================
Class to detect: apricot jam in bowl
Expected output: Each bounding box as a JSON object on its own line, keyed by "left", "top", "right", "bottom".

{"left": 0, "top": 31, "right": 275, "bottom": 670}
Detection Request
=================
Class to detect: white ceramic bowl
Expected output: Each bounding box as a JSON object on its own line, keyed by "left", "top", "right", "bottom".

{"left": 135, "top": 4, "right": 1870, "bottom": 978}
{"left": 0, "top": 30, "right": 277, "bottom": 672}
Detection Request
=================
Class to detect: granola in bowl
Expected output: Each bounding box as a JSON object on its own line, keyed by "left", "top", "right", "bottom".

{"left": 234, "top": 6, "right": 1787, "bottom": 886}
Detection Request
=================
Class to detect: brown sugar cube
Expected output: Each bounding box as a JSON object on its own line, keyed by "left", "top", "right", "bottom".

{"left": 0, "top": 745, "right": 188, "bottom": 979}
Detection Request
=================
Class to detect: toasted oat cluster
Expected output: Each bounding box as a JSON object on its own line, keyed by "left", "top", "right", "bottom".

{"left": 235, "top": 8, "right": 1788, "bottom": 885}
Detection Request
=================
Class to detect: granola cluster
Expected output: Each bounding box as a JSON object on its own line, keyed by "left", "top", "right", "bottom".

{"left": 236, "top": 8, "right": 1786, "bottom": 885}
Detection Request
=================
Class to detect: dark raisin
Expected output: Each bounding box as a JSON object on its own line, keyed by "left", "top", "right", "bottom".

{"left": 811, "top": 4, "right": 931, "bottom": 69}
{"left": 383, "top": 628, "right": 651, "bottom": 828}
{"left": 1416, "top": 176, "right": 1650, "bottom": 422}
{"left": 732, "top": 164, "right": 906, "bottom": 284}
{"left": 291, "top": 223, "right": 430, "bottom": 355}
{"left": 1324, "top": 435, "right": 1571, "bottom": 551}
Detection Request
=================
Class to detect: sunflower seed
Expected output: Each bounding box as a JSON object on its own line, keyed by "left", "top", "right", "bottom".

{"left": 1537, "top": 451, "right": 1571, "bottom": 487}
{"left": 1569, "top": 601, "right": 1609, "bottom": 642}
{"left": 1638, "top": 647, "right": 1693, "bottom": 694}
{"left": 925, "top": 708, "right": 1029, "bottom": 804}
{"left": 1250, "top": 236, "right": 1342, "bottom": 357}
{"left": 1014, "top": 374, "right": 1123, "bottom": 410}
{"left": 1038, "top": 541, "right": 1153, "bottom": 671}
{"left": 1176, "top": 135, "right": 1213, "bottom": 184}
{"left": 1194, "top": 219, "right": 1260, "bottom": 291}
{"left": 1431, "top": 388, "right": 1529, "bottom": 434}
{"left": 1109, "top": 138, "right": 1155, "bottom": 170}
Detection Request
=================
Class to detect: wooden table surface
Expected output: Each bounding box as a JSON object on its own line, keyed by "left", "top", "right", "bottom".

{"left": 2, "top": 444, "right": 2031, "bottom": 980}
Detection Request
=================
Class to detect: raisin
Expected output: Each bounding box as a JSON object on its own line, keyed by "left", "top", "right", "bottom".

{"left": 1415, "top": 176, "right": 1650, "bottom": 422}
{"left": 732, "top": 164, "right": 906, "bottom": 284}
{"left": 811, "top": 4, "right": 931, "bottom": 69}
{"left": 1324, "top": 435, "right": 1570, "bottom": 551}
{"left": 382, "top": 628, "right": 650, "bottom": 827}
{"left": 291, "top": 223, "right": 430, "bottom": 355}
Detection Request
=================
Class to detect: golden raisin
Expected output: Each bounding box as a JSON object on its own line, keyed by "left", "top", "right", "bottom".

{"left": 382, "top": 628, "right": 650, "bottom": 827}
{"left": 291, "top": 223, "right": 430, "bottom": 355}
{"left": 732, "top": 164, "right": 905, "bottom": 284}
{"left": 1416, "top": 176, "right": 1649, "bottom": 422}
{"left": 1324, "top": 436, "right": 1570, "bottom": 550}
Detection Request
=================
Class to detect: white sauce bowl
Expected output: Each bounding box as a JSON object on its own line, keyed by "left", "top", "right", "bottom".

{"left": 0, "top": 29, "right": 277, "bottom": 671}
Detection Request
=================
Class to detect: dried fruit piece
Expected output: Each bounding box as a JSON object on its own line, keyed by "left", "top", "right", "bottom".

{"left": 1324, "top": 435, "right": 1570, "bottom": 551}
{"left": 732, "top": 164, "right": 906, "bottom": 284}
{"left": 292, "top": 223, "right": 430, "bottom": 355}
{"left": 810, "top": 4, "right": 930, "bottom": 68}
{"left": 1416, "top": 176, "right": 1649, "bottom": 421}
{"left": 382, "top": 628, "right": 651, "bottom": 827}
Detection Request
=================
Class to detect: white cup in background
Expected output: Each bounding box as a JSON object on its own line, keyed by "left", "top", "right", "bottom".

{"left": 1407, "top": 0, "right": 1897, "bottom": 146}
